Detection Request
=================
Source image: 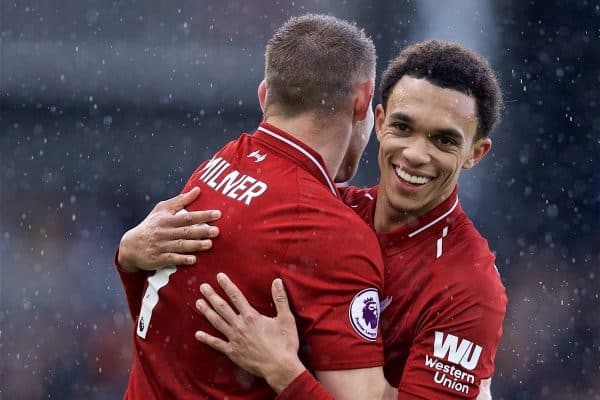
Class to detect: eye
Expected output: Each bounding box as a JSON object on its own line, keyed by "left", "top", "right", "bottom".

{"left": 390, "top": 122, "right": 410, "bottom": 133}
{"left": 437, "top": 135, "right": 457, "bottom": 146}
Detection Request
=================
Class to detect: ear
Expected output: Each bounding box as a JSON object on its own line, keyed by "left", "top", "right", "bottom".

{"left": 353, "top": 79, "right": 375, "bottom": 123}
{"left": 374, "top": 103, "right": 386, "bottom": 143}
{"left": 463, "top": 137, "right": 492, "bottom": 169}
{"left": 257, "top": 79, "right": 267, "bottom": 113}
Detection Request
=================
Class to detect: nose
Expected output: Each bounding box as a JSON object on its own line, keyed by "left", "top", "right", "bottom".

{"left": 402, "top": 135, "right": 431, "bottom": 166}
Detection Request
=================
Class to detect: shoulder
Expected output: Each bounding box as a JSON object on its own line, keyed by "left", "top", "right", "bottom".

{"left": 338, "top": 185, "right": 378, "bottom": 206}
{"left": 283, "top": 183, "right": 384, "bottom": 272}
{"left": 299, "top": 189, "right": 380, "bottom": 248}
{"left": 442, "top": 215, "right": 496, "bottom": 275}
{"left": 300, "top": 183, "right": 374, "bottom": 229}
{"left": 435, "top": 218, "right": 506, "bottom": 309}
{"left": 336, "top": 185, "right": 378, "bottom": 223}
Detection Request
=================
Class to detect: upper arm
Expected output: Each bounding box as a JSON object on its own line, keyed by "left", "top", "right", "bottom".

{"left": 398, "top": 263, "right": 506, "bottom": 399}
{"left": 115, "top": 250, "right": 149, "bottom": 320}
{"left": 316, "top": 367, "right": 387, "bottom": 400}
{"left": 281, "top": 208, "right": 385, "bottom": 371}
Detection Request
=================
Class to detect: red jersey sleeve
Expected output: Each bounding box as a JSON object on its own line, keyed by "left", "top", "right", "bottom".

{"left": 280, "top": 196, "right": 385, "bottom": 371}
{"left": 114, "top": 249, "right": 149, "bottom": 321}
{"left": 276, "top": 371, "right": 335, "bottom": 400}
{"left": 398, "top": 257, "right": 507, "bottom": 399}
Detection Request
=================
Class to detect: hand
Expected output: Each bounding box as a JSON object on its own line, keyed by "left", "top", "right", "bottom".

{"left": 477, "top": 378, "right": 492, "bottom": 400}
{"left": 195, "top": 273, "right": 306, "bottom": 394}
{"left": 117, "top": 187, "right": 222, "bottom": 272}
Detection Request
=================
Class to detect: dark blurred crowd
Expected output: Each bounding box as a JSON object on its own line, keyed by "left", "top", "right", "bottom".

{"left": 1, "top": 1, "right": 598, "bottom": 399}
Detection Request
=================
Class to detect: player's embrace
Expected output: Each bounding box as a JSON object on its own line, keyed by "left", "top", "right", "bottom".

{"left": 116, "top": 14, "right": 389, "bottom": 400}
{"left": 117, "top": 24, "right": 507, "bottom": 400}
{"left": 188, "top": 41, "right": 508, "bottom": 400}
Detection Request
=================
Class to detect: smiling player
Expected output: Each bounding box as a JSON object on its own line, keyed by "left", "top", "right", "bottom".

{"left": 118, "top": 40, "right": 507, "bottom": 399}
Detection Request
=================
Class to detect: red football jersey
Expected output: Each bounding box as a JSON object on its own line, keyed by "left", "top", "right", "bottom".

{"left": 118, "top": 122, "right": 385, "bottom": 399}
{"left": 340, "top": 185, "right": 507, "bottom": 399}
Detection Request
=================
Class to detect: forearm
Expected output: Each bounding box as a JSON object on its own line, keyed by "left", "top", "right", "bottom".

{"left": 276, "top": 371, "right": 335, "bottom": 400}
{"left": 116, "top": 234, "right": 142, "bottom": 273}
{"left": 262, "top": 355, "right": 306, "bottom": 394}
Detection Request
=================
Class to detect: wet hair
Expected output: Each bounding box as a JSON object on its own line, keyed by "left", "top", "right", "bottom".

{"left": 264, "top": 14, "right": 376, "bottom": 117}
{"left": 380, "top": 40, "right": 503, "bottom": 138}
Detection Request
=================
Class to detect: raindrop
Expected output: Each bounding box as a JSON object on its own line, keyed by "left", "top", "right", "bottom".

{"left": 546, "top": 204, "right": 559, "bottom": 217}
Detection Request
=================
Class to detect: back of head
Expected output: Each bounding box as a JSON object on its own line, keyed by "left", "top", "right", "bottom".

{"left": 380, "top": 40, "right": 503, "bottom": 139}
{"left": 264, "top": 14, "right": 376, "bottom": 118}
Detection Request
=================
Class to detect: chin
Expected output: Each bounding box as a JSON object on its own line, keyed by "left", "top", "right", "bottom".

{"left": 387, "top": 192, "right": 428, "bottom": 213}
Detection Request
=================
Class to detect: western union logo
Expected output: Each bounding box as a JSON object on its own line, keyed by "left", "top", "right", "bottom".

{"left": 433, "top": 331, "right": 482, "bottom": 371}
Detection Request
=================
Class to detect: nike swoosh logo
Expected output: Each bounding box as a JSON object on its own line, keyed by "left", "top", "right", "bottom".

{"left": 380, "top": 296, "right": 392, "bottom": 312}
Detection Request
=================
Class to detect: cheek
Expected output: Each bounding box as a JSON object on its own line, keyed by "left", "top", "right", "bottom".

{"left": 380, "top": 138, "right": 396, "bottom": 163}
{"left": 438, "top": 152, "right": 462, "bottom": 176}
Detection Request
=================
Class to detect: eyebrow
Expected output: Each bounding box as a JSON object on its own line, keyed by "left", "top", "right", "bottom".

{"left": 389, "top": 112, "right": 464, "bottom": 141}
{"left": 389, "top": 112, "right": 415, "bottom": 125}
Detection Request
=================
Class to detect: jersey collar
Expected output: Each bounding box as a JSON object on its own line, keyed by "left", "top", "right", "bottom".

{"left": 254, "top": 122, "right": 338, "bottom": 197}
{"left": 376, "top": 187, "right": 461, "bottom": 253}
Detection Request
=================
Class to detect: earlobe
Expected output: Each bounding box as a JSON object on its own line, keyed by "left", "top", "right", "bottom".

{"left": 463, "top": 138, "right": 492, "bottom": 169}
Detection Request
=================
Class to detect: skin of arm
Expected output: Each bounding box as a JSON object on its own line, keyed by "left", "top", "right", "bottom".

{"left": 478, "top": 378, "right": 492, "bottom": 400}
{"left": 195, "top": 273, "right": 390, "bottom": 400}
{"left": 117, "top": 187, "right": 222, "bottom": 272}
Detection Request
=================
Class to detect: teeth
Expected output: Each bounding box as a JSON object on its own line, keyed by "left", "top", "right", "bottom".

{"left": 395, "top": 166, "right": 431, "bottom": 185}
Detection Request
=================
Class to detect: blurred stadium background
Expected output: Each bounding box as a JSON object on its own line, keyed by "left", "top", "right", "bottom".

{"left": 1, "top": 1, "right": 599, "bottom": 398}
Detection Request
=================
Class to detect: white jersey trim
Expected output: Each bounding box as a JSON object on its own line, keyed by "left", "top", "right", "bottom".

{"left": 258, "top": 126, "right": 338, "bottom": 197}
{"left": 408, "top": 197, "right": 459, "bottom": 238}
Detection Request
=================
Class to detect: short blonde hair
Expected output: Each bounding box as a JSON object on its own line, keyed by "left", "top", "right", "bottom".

{"left": 264, "top": 14, "right": 376, "bottom": 117}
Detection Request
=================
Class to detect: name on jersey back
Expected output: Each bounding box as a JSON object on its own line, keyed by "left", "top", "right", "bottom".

{"left": 197, "top": 156, "right": 268, "bottom": 206}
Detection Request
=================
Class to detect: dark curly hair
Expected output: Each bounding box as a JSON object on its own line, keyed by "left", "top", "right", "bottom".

{"left": 380, "top": 40, "right": 503, "bottom": 139}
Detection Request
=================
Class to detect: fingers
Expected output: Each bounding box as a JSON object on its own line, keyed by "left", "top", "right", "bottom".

{"left": 271, "top": 278, "right": 293, "bottom": 318}
{"left": 200, "top": 283, "right": 239, "bottom": 324}
{"left": 154, "top": 187, "right": 200, "bottom": 212}
{"left": 150, "top": 238, "right": 212, "bottom": 267}
{"left": 195, "top": 329, "right": 232, "bottom": 355}
{"left": 157, "top": 252, "right": 197, "bottom": 266}
{"left": 216, "top": 273, "right": 253, "bottom": 315}
{"left": 169, "top": 223, "right": 219, "bottom": 240}
{"left": 170, "top": 210, "right": 222, "bottom": 227}
{"left": 169, "top": 238, "right": 214, "bottom": 254}
{"left": 196, "top": 298, "right": 235, "bottom": 338}
{"left": 170, "top": 186, "right": 201, "bottom": 211}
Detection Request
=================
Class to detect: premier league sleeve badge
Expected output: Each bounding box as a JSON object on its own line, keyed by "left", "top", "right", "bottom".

{"left": 348, "top": 288, "right": 380, "bottom": 341}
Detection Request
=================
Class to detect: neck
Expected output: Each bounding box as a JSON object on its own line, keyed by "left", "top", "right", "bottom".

{"left": 373, "top": 185, "right": 454, "bottom": 233}
{"left": 264, "top": 113, "right": 351, "bottom": 180}
{"left": 373, "top": 196, "right": 415, "bottom": 233}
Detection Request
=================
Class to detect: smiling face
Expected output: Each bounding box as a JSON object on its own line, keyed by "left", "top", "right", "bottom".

{"left": 374, "top": 76, "right": 491, "bottom": 230}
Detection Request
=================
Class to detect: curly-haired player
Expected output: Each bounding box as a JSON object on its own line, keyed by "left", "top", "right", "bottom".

{"left": 118, "top": 39, "right": 507, "bottom": 400}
